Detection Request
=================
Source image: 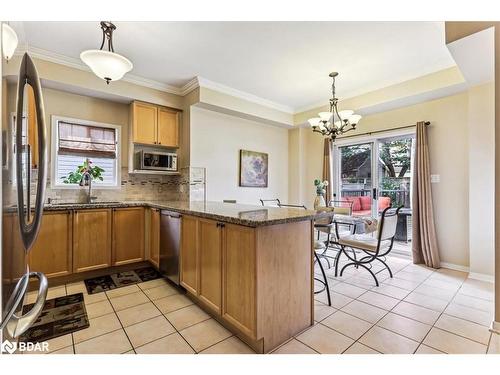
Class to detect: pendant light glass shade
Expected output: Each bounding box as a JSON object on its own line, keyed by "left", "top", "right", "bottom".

{"left": 80, "top": 49, "right": 133, "bottom": 83}
{"left": 2, "top": 23, "right": 18, "bottom": 61}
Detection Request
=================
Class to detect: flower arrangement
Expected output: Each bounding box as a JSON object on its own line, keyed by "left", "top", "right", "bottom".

{"left": 314, "top": 179, "right": 329, "bottom": 196}
{"left": 61, "top": 158, "right": 105, "bottom": 184}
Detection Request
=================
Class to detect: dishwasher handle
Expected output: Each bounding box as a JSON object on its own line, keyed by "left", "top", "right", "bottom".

{"left": 160, "top": 211, "right": 182, "bottom": 219}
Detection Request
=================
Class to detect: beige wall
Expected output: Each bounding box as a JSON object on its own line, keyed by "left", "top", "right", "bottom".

{"left": 292, "top": 88, "right": 490, "bottom": 269}
{"left": 7, "top": 84, "right": 130, "bottom": 167}
{"left": 190, "top": 106, "right": 289, "bottom": 204}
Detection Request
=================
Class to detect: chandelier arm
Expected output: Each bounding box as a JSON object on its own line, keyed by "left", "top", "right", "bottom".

{"left": 99, "top": 28, "right": 106, "bottom": 50}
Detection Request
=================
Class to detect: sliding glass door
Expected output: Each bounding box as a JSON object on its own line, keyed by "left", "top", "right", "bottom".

{"left": 333, "top": 130, "right": 415, "bottom": 250}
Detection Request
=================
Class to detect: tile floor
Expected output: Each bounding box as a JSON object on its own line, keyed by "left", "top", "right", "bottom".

{"left": 26, "top": 252, "right": 499, "bottom": 355}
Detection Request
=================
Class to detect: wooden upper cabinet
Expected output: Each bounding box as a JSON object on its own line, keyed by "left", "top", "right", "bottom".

{"left": 222, "top": 224, "right": 256, "bottom": 338}
{"left": 131, "top": 101, "right": 180, "bottom": 148}
{"left": 198, "top": 218, "right": 222, "bottom": 314}
{"left": 149, "top": 208, "right": 160, "bottom": 269}
{"left": 180, "top": 215, "right": 198, "bottom": 295}
{"left": 29, "top": 211, "right": 73, "bottom": 278}
{"left": 112, "top": 207, "right": 145, "bottom": 266}
{"left": 132, "top": 101, "right": 158, "bottom": 145}
{"left": 157, "top": 108, "right": 179, "bottom": 147}
{"left": 73, "top": 209, "right": 112, "bottom": 273}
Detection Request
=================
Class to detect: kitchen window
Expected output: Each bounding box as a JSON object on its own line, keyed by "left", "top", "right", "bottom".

{"left": 51, "top": 116, "right": 121, "bottom": 188}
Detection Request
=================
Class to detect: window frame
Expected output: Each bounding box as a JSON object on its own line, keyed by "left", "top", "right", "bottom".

{"left": 51, "top": 115, "right": 121, "bottom": 189}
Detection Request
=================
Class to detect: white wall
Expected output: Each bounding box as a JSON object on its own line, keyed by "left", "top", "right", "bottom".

{"left": 190, "top": 106, "right": 289, "bottom": 205}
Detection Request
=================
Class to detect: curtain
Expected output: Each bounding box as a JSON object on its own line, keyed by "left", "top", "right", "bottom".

{"left": 322, "top": 138, "right": 333, "bottom": 203}
{"left": 58, "top": 121, "right": 117, "bottom": 158}
{"left": 412, "top": 121, "right": 440, "bottom": 268}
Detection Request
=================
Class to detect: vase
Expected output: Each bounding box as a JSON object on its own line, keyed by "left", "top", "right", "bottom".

{"left": 314, "top": 194, "right": 326, "bottom": 209}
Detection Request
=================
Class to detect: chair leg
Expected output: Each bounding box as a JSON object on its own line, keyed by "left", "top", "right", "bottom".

{"left": 334, "top": 246, "right": 344, "bottom": 277}
{"left": 376, "top": 257, "right": 393, "bottom": 278}
{"left": 340, "top": 262, "right": 379, "bottom": 287}
{"left": 314, "top": 252, "right": 331, "bottom": 306}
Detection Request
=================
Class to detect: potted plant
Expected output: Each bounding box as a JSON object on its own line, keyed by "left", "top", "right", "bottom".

{"left": 313, "top": 179, "right": 328, "bottom": 209}
{"left": 61, "top": 158, "right": 105, "bottom": 203}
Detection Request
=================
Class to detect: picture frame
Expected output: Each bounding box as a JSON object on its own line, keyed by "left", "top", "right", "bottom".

{"left": 239, "top": 149, "right": 268, "bottom": 188}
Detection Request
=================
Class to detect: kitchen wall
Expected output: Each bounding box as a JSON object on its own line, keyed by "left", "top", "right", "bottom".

{"left": 291, "top": 82, "right": 495, "bottom": 275}
{"left": 190, "top": 106, "right": 289, "bottom": 204}
{"left": 5, "top": 84, "right": 182, "bottom": 203}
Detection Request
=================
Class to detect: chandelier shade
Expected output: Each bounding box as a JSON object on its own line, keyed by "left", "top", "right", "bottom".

{"left": 80, "top": 22, "right": 133, "bottom": 84}
{"left": 2, "top": 23, "right": 18, "bottom": 61}
{"left": 308, "top": 72, "right": 362, "bottom": 141}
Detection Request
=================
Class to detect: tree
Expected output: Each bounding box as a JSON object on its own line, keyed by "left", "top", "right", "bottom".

{"left": 379, "top": 139, "right": 411, "bottom": 178}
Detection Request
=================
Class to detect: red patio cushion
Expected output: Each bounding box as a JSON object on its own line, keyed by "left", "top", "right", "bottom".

{"left": 343, "top": 196, "right": 361, "bottom": 211}
{"left": 360, "top": 196, "right": 372, "bottom": 210}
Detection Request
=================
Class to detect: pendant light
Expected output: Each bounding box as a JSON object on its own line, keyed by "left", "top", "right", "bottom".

{"left": 80, "top": 21, "right": 133, "bottom": 84}
{"left": 2, "top": 23, "right": 19, "bottom": 61}
{"left": 308, "top": 72, "right": 362, "bottom": 141}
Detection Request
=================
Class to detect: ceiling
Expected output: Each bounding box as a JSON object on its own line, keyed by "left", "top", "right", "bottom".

{"left": 15, "top": 21, "right": 456, "bottom": 112}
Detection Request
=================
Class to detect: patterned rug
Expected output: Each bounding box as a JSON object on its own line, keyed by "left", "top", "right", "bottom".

{"left": 84, "top": 267, "right": 161, "bottom": 294}
{"left": 20, "top": 293, "right": 89, "bottom": 343}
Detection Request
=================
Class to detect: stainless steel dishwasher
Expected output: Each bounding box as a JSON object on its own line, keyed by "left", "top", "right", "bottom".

{"left": 159, "top": 210, "right": 181, "bottom": 285}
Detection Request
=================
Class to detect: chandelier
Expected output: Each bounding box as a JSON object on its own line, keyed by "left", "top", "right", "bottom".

{"left": 308, "top": 72, "right": 362, "bottom": 141}
{"left": 80, "top": 22, "right": 133, "bottom": 84}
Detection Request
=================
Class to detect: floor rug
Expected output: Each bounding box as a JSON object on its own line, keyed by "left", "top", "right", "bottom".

{"left": 84, "top": 266, "right": 161, "bottom": 294}
{"left": 20, "top": 293, "right": 89, "bottom": 343}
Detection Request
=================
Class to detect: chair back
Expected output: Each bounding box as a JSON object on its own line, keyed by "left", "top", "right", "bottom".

{"left": 329, "top": 200, "right": 353, "bottom": 216}
{"left": 278, "top": 203, "right": 307, "bottom": 210}
{"left": 260, "top": 199, "right": 281, "bottom": 207}
{"left": 377, "top": 206, "right": 403, "bottom": 242}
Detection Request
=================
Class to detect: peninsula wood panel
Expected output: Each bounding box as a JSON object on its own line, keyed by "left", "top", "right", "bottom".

{"left": 222, "top": 223, "right": 256, "bottom": 338}
{"left": 132, "top": 101, "right": 157, "bottom": 145}
{"left": 157, "top": 108, "right": 179, "bottom": 147}
{"left": 255, "top": 220, "right": 313, "bottom": 353}
{"left": 149, "top": 208, "right": 160, "bottom": 268}
{"left": 73, "top": 209, "right": 112, "bottom": 273}
{"left": 198, "top": 218, "right": 222, "bottom": 314}
{"left": 180, "top": 215, "right": 199, "bottom": 295}
{"left": 28, "top": 211, "right": 73, "bottom": 278}
{"left": 112, "top": 207, "right": 145, "bottom": 266}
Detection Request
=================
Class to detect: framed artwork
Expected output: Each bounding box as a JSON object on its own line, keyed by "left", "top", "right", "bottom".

{"left": 239, "top": 149, "right": 268, "bottom": 188}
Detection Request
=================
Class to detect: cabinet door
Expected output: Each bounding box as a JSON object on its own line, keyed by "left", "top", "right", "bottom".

{"left": 222, "top": 224, "right": 256, "bottom": 338}
{"left": 29, "top": 211, "right": 73, "bottom": 278}
{"left": 132, "top": 101, "right": 158, "bottom": 145}
{"left": 112, "top": 207, "right": 145, "bottom": 266}
{"left": 180, "top": 215, "right": 198, "bottom": 295}
{"left": 149, "top": 208, "right": 160, "bottom": 269}
{"left": 198, "top": 218, "right": 222, "bottom": 314}
{"left": 73, "top": 209, "right": 112, "bottom": 273}
{"left": 157, "top": 108, "right": 179, "bottom": 147}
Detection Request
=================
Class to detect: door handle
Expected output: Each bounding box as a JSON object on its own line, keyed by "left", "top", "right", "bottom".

{"left": 15, "top": 53, "right": 48, "bottom": 252}
{"left": 372, "top": 188, "right": 377, "bottom": 198}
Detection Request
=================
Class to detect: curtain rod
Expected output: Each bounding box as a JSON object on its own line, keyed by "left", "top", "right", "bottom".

{"left": 336, "top": 121, "right": 430, "bottom": 140}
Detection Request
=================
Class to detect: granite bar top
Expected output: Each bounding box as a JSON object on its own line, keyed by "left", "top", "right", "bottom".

{"left": 38, "top": 200, "right": 331, "bottom": 227}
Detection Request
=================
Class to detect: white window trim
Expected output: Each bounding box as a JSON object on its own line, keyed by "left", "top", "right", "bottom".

{"left": 51, "top": 115, "right": 121, "bottom": 189}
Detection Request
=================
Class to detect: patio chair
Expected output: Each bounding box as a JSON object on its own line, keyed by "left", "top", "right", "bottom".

{"left": 260, "top": 198, "right": 281, "bottom": 207}
{"left": 334, "top": 206, "right": 403, "bottom": 287}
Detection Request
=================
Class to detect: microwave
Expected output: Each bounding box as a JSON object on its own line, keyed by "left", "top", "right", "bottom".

{"left": 136, "top": 150, "right": 177, "bottom": 171}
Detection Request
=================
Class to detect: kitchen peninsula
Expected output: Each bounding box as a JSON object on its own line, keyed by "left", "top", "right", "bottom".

{"left": 24, "top": 201, "right": 323, "bottom": 353}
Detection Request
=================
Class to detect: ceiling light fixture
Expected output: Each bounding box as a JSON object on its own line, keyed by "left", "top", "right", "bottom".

{"left": 2, "top": 23, "right": 19, "bottom": 61}
{"left": 308, "top": 72, "right": 362, "bottom": 141}
{"left": 80, "top": 21, "right": 133, "bottom": 84}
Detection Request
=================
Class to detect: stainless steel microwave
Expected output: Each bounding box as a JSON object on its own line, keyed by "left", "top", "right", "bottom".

{"left": 136, "top": 150, "right": 177, "bottom": 171}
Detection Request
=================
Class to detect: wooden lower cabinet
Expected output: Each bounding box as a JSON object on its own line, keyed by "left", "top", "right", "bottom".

{"left": 28, "top": 211, "right": 73, "bottom": 278}
{"left": 222, "top": 224, "right": 256, "bottom": 338}
{"left": 112, "top": 207, "right": 145, "bottom": 266}
{"left": 73, "top": 209, "right": 112, "bottom": 273}
{"left": 149, "top": 208, "right": 160, "bottom": 268}
{"left": 180, "top": 215, "right": 198, "bottom": 295}
{"left": 198, "top": 218, "right": 222, "bottom": 314}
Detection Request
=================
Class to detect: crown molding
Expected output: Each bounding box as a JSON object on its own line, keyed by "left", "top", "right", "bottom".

{"left": 14, "top": 45, "right": 184, "bottom": 95}
{"left": 196, "top": 77, "right": 294, "bottom": 114}
{"left": 13, "top": 45, "right": 295, "bottom": 114}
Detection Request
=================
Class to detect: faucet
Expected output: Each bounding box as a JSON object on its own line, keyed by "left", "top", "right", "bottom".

{"left": 79, "top": 169, "right": 97, "bottom": 204}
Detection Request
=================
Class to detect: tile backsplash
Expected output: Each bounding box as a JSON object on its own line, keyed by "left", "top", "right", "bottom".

{"left": 43, "top": 167, "right": 183, "bottom": 203}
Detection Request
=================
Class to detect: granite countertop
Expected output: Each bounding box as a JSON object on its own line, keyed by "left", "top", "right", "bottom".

{"left": 38, "top": 200, "right": 331, "bottom": 227}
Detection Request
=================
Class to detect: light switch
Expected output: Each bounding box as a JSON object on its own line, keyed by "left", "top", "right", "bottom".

{"left": 430, "top": 174, "right": 440, "bottom": 183}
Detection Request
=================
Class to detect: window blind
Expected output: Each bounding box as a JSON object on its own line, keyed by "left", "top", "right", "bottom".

{"left": 58, "top": 121, "right": 117, "bottom": 158}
